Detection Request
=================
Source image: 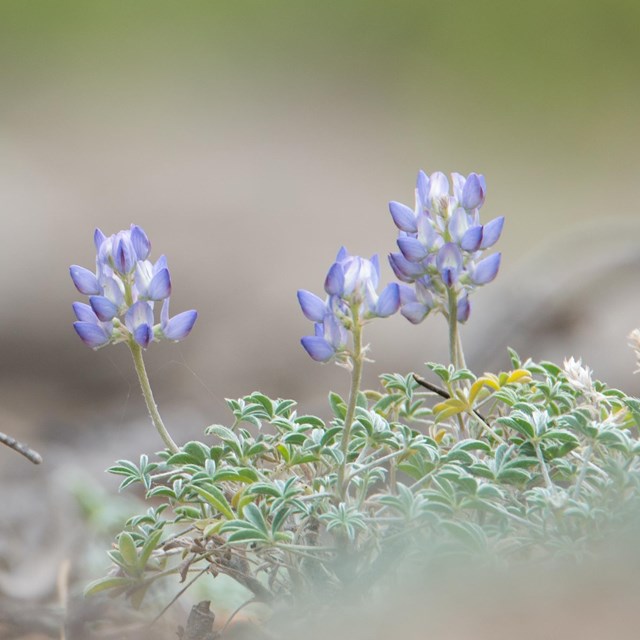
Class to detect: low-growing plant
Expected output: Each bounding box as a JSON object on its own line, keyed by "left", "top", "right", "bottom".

{"left": 70, "top": 171, "right": 640, "bottom": 629}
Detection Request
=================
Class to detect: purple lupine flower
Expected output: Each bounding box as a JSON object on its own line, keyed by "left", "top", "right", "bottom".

{"left": 71, "top": 224, "right": 197, "bottom": 349}
{"left": 135, "top": 256, "right": 172, "bottom": 301}
{"left": 72, "top": 302, "right": 113, "bottom": 349}
{"left": 301, "top": 314, "right": 348, "bottom": 363}
{"left": 398, "top": 278, "right": 434, "bottom": 324}
{"left": 388, "top": 169, "right": 503, "bottom": 326}
{"left": 160, "top": 298, "right": 198, "bottom": 341}
{"left": 298, "top": 247, "right": 399, "bottom": 363}
{"left": 125, "top": 300, "right": 155, "bottom": 348}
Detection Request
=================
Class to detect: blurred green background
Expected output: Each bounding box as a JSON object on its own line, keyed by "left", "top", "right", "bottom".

{"left": 0, "top": 0, "right": 639, "bottom": 446}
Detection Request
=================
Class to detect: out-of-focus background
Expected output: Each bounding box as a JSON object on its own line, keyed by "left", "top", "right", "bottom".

{"left": 1, "top": 0, "right": 640, "bottom": 620}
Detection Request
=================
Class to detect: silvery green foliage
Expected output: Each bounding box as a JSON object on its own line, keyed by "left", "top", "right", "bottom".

{"left": 87, "top": 351, "right": 640, "bottom": 606}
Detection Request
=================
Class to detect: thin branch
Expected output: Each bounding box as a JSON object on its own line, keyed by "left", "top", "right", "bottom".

{"left": 413, "top": 374, "right": 493, "bottom": 426}
{"left": 149, "top": 566, "right": 209, "bottom": 627}
{"left": 0, "top": 431, "right": 42, "bottom": 464}
{"left": 219, "top": 598, "right": 256, "bottom": 637}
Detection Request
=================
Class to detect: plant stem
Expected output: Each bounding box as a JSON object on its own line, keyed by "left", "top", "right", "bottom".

{"left": 534, "top": 442, "right": 554, "bottom": 491}
{"left": 573, "top": 443, "right": 593, "bottom": 499}
{"left": 446, "top": 287, "right": 459, "bottom": 368}
{"left": 336, "top": 312, "right": 364, "bottom": 501}
{"left": 129, "top": 342, "right": 180, "bottom": 454}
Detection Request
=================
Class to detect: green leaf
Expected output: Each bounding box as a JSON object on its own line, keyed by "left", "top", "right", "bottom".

{"left": 139, "top": 530, "right": 163, "bottom": 569}
{"left": 329, "top": 392, "right": 347, "bottom": 419}
{"left": 192, "top": 485, "right": 234, "bottom": 519}
{"left": 84, "top": 576, "right": 133, "bottom": 597}
{"left": 118, "top": 532, "right": 138, "bottom": 568}
{"left": 241, "top": 503, "right": 270, "bottom": 535}
{"left": 294, "top": 415, "right": 325, "bottom": 428}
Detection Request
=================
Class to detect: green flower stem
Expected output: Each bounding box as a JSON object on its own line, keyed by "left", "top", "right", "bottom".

{"left": 446, "top": 287, "right": 467, "bottom": 370}
{"left": 337, "top": 310, "right": 364, "bottom": 501}
{"left": 129, "top": 342, "right": 180, "bottom": 454}
{"left": 446, "top": 287, "right": 458, "bottom": 367}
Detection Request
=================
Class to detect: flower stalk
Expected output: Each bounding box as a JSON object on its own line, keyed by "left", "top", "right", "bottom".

{"left": 129, "top": 341, "right": 180, "bottom": 454}
{"left": 337, "top": 311, "right": 364, "bottom": 500}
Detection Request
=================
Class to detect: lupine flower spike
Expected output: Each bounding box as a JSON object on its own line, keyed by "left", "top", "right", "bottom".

{"left": 389, "top": 171, "right": 503, "bottom": 368}
{"left": 298, "top": 248, "right": 400, "bottom": 500}
{"left": 70, "top": 224, "right": 197, "bottom": 350}
{"left": 70, "top": 225, "right": 198, "bottom": 453}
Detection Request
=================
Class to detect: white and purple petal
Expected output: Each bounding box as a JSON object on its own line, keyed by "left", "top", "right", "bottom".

{"left": 125, "top": 300, "right": 155, "bottom": 333}
{"left": 436, "top": 243, "right": 463, "bottom": 287}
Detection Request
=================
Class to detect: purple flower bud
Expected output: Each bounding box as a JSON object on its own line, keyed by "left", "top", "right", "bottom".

{"left": 375, "top": 283, "right": 400, "bottom": 317}
{"left": 113, "top": 234, "right": 137, "bottom": 275}
{"left": 457, "top": 293, "right": 471, "bottom": 323}
{"left": 300, "top": 336, "right": 335, "bottom": 362}
{"left": 480, "top": 216, "right": 505, "bottom": 249}
{"left": 73, "top": 302, "right": 97, "bottom": 323}
{"left": 148, "top": 269, "right": 172, "bottom": 301}
{"left": 73, "top": 321, "right": 112, "bottom": 349}
{"left": 460, "top": 225, "right": 483, "bottom": 252}
{"left": 160, "top": 299, "right": 198, "bottom": 341}
{"left": 94, "top": 228, "right": 107, "bottom": 251}
{"left": 436, "top": 243, "right": 463, "bottom": 287}
{"left": 70, "top": 265, "right": 101, "bottom": 295}
{"left": 461, "top": 173, "right": 485, "bottom": 210}
{"left": 389, "top": 201, "right": 418, "bottom": 233}
{"left": 324, "top": 262, "right": 345, "bottom": 296}
{"left": 89, "top": 295, "right": 119, "bottom": 322}
{"left": 297, "top": 290, "right": 326, "bottom": 322}
{"left": 472, "top": 253, "right": 501, "bottom": 285}
{"left": 72, "top": 303, "right": 112, "bottom": 349}
{"left": 130, "top": 225, "right": 151, "bottom": 261}
{"left": 388, "top": 252, "right": 425, "bottom": 283}
{"left": 416, "top": 170, "right": 429, "bottom": 210}
{"left": 397, "top": 236, "right": 428, "bottom": 263}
